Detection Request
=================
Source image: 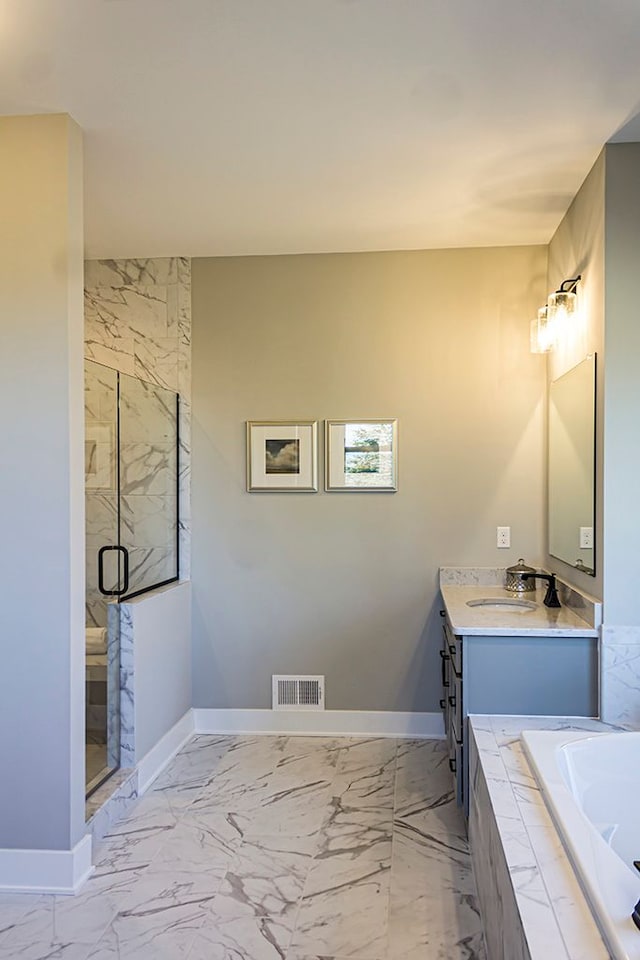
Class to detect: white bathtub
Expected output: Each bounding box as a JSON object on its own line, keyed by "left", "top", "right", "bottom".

{"left": 522, "top": 730, "right": 640, "bottom": 960}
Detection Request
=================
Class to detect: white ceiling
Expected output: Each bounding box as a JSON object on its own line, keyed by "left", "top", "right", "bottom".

{"left": 2, "top": 0, "right": 640, "bottom": 258}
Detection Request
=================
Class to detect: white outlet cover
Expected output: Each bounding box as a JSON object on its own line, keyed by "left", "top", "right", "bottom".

{"left": 497, "top": 526, "right": 511, "bottom": 548}
{"left": 579, "top": 526, "right": 593, "bottom": 549}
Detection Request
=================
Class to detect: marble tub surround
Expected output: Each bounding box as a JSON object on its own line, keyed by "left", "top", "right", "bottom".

{"left": 1, "top": 734, "right": 486, "bottom": 960}
{"left": 441, "top": 584, "right": 598, "bottom": 636}
{"left": 468, "top": 715, "right": 621, "bottom": 960}
{"left": 600, "top": 624, "right": 640, "bottom": 728}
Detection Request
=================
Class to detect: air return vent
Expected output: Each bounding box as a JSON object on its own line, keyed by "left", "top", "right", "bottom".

{"left": 272, "top": 675, "right": 325, "bottom": 711}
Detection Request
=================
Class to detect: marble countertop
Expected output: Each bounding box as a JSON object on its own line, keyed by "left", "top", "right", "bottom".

{"left": 440, "top": 584, "right": 598, "bottom": 636}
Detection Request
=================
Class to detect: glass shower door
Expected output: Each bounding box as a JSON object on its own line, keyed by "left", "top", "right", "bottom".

{"left": 84, "top": 362, "right": 180, "bottom": 797}
{"left": 84, "top": 360, "right": 121, "bottom": 793}
{"left": 118, "top": 374, "right": 179, "bottom": 597}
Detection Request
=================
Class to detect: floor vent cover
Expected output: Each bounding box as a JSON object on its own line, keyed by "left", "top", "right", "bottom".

{"left": 272, "top": 675, "right": 325, "bottom": 711}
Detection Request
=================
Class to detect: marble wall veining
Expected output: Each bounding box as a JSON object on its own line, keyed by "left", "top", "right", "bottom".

{"left": 600, "top": 624, "right": 640, "bottom": 728}
{"left": 84, "top": 256, "right": 192, "bottom": 588}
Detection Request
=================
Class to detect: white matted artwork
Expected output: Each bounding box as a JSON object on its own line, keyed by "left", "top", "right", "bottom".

{"left": 85, "top": 421, "right": 115, "bottom": 491}
{"left": 325, "top": 419, "right": 397, "bottom": 492}
{"left": 246, "top": 420, "right": 318, "bottom": 492}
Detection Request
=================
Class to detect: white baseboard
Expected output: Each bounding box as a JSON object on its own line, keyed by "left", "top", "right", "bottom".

{"left": 137, "top": 709, "right": 195, "bottom": 794}
{"left": 0, "top": 833, "right": 93, "bottom": 895}
{"left": 193, "top": 708, "right": 444, "bottom": 739}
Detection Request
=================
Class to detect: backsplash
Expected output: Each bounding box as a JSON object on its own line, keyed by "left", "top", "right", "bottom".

{"left": 439, "top": 567, "right": 506, "bottom": 587}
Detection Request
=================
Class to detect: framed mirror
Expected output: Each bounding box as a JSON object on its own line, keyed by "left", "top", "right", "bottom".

{"left": 548, "top": 355, "right": 596, "bottom": 575}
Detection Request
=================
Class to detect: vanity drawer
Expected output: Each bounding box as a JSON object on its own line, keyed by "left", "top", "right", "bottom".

{"left": 448, "top": 675, "right": 463, "bottom": 744}
{"left": 443, "top": 617, "right": 462, "bottom": 678}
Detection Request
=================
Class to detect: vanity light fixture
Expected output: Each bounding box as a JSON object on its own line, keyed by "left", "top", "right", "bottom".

{"left": 530, "top": 275, "right": 581, "bottom": 354}
{"left": 547, "top": 275, "right": 581, "bottom": 339}
{"left": 530, "top": 305, "right": 554, "bottom": 354}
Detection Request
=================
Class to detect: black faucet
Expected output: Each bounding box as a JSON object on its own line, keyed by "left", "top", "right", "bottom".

{"left": 521, "top": 572, "right": 561, "bottom": 608}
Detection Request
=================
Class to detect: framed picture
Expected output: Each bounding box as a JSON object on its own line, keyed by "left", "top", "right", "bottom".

{"left": 246, "top": 421, "right": 318, "bottom": 492}
{"left": 325, "top": 419, "right": 398, "bottom": 492}
{"left": 85, "top": 421, "right": 116, "bottom": 492}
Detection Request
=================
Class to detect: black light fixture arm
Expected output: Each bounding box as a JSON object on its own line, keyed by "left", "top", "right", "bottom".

{"left": 521, "top": 572, "right": 561, "bottom": 608}
{"left": 556, "top": 275, "right": 581, "bottom": 295}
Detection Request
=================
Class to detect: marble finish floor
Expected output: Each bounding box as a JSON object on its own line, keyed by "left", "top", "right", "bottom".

{"left": 1, "top": 736, "right": 486, "bottom": 960}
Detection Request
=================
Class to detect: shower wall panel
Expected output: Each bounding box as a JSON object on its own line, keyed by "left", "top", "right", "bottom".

{"left": 84, "top": 257, "right": 191, "bottom": 584}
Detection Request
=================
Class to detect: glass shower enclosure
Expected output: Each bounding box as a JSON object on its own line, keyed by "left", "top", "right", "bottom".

{"left": 85, "top": 359, "right": 179, "bottom": 796}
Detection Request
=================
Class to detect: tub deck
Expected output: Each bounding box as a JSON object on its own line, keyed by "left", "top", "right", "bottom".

{"left": 468, "top": 715, "right": 621, "bottom": 960}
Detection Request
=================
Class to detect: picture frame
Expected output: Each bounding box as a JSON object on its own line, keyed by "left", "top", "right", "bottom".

{"left": 246, "top": 420, "right": 318, "bottom": 492}
{"left": 325, "top": 419, "right": 398, "bottom": 492}
{"left": 85, "top": 421, "right": 116, "bottom": 492}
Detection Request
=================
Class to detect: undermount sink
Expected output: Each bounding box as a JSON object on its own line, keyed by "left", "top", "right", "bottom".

{"left": 466, "top": 597, "right": 537, "bottom": 612}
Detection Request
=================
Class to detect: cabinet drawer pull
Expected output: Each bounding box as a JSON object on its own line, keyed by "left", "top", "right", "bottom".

{"left": 448, "top": 695, "right": 456, "bottom": 707}
{"left": 439, "top": 649, "right": 449, "bottom": 660}
{"left": 439, "top": 609, "right": 446, "bottom": 618}
{"left": 448, "top": 757, "right": 456, "bottom": 773}
{"left": 439, "top": 698, "right": 446, "bottom": 709}
{"left": 448, "top": 644, "right": 456, "bottom": 656}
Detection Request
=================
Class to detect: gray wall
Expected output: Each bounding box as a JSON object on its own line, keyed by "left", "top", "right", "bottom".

{"left": 546, "top": 152, "right": 605, "bottom": 600}
{"left": 0, "top": 115, "right": 85, "bottom": 850}
{"left": 191, "top": 247, "right": 547, "bottom": 713}
{"left": 603, "top": 142, "right": 640, "bottom": 624}
{"left": 547, "top": 143, "right": 640, "bottom": 623}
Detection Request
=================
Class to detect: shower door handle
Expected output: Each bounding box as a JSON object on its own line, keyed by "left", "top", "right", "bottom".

{"left": 98, "top": 545, "right": 130, "bottom": 596}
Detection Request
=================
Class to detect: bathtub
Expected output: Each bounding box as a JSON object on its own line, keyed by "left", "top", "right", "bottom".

{"left": 522, "top": 730, "right": 640, "bottom": 960}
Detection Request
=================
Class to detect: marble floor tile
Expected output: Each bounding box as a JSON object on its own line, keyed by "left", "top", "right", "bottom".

{"left": 94, "top": 798, "right": 180, "bottom": 871}
{"left": 0, "top": 896, "right": 54, "bottom": 949}
{"left": 87, "top": 869, "right": 212, "bottom": 959}
{"left": 388, "top": 827, "right": 484, "bottom": 960}
{"left": 188, "top": 916, "right": 292, "bottom": 960}
{"left": 291, "top": 847, "right": 391, "bottom": 958}
{"left": 331, "top": 739, "right": 396, "bottom": 813}
{"left": 0, "top": 942, "right": 92, "bottom": 960}
{"left": 394, "top": 739, "right": 467, "bottom": 838}
{"left": 189, "top": 773, "right": 274, "bottom": 819}
{"left": 0, "top": 734, "right": 488, "bottom": 960}
{"left": 151, "top": 812, "right": 244, "bottom": 877}
{"left": 274, "top": 738, "right": 343, "bottom": 782}
{"left": 212, "top": 736, "right": 290, "bottom": 782}
{"left": 316, "top": 798, "right": 393, "bottom": 864}
{"left": 246, "top": 776, "right": 334, "bottom": 838}
{"left": 209, "top": 834, "right": 316, "bottom": 928}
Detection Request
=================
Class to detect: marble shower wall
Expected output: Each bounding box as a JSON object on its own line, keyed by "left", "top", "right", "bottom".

{"left": 84, "top": 257, "right": 192, "bottom": 602}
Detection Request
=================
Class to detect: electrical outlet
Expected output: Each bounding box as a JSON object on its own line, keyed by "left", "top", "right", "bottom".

{"left": 497, "top": 526, "right": 511, "bottom": 548}
{"left": 579, "top": 526, "right": 593, "bottom": 549}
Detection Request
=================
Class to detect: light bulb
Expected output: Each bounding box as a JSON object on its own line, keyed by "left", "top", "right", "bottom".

{"left": 547, "top": 289, "right": 577, "bottom": 340}
{"left": 530, "top": 306, "right": 554, "bottom": 353}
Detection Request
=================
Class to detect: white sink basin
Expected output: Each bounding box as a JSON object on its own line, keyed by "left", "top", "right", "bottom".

{"left": 466, "top": 597, "right": 537, "bottom": 612}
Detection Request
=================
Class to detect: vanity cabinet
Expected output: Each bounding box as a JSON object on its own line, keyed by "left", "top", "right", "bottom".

{"left": 439, "top": 611, "right": 598, "bottom": 811}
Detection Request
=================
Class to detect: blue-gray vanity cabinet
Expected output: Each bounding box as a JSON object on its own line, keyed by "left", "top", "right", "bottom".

{"left": 440, "top": 613, "right": 598, "bottom": 811}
